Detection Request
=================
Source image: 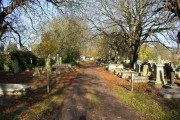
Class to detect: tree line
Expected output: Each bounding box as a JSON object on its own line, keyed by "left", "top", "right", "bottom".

{"left": 0, "top": 0, "right": 179, "bottom": 67}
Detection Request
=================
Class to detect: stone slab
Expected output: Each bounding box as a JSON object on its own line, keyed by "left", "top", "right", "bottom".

{"left": 28, "top": 84, "right": 47, "bottom": 90}
{"left": 132, "top": 76, "right": 149, "bottom": 83}
{"left": 158, "top": 88, "right": 180, "bottom": 99}
{"left": 108, "top": 64, "right": 124, "bottom": 71}
{"left": 119, "top": 71, "right": 137, "bottom": 78}
{"left": 0, "top": 84, "right": 31, "bottom": 96}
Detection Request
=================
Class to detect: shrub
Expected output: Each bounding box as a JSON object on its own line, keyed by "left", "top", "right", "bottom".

{"left": 10, "top": 50, "right": 37, "bottom": 69}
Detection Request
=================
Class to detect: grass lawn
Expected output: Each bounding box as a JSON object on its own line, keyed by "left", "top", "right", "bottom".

{"left": 111, "top": 84, "right": 180, "bottom": 120}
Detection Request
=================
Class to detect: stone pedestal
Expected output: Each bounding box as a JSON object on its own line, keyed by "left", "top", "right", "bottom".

{"left": 155, "top": 64, "right": 167, "bottom": 85}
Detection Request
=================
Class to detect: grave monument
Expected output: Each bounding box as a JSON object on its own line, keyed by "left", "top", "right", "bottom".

{"left": 154, "top": 56, "right": 167, "bottom": 86}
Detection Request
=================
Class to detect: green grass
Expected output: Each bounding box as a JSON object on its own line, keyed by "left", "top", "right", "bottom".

{"left": 111, "top": 84, "right": 180, "bottom": 120}
{"left": 85, "top": 89, "right": 100, "bottom": 108}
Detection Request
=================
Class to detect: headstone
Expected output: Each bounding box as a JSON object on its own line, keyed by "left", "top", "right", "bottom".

{"left": 33, "top": 67, "right": 40, "bottom": 78}
{"left": 147, "top": 63, "right": 152, "bottom": 72}
{"left": 13, "top": 60, "right": 19, "bottom": 73}
{"left": 151, "top": 63, "right": 156, "bottom": 78}
{"left": 60, "top": 57, "right": 62, "bottom": 64}
{"left": 142, "top": 65, "right": 149, "bottom": 76}
{"left": 133, "top": 63, "right": 136, "bottom": 70}
{"left": 176, "top": 72, "right": 180, "bottom": 78}
{"left": 136, "top": 64, "right": 141, "bottom": 73}
{"left": 170, "top": 72, "right": 175, "bottom": 86}
{"left": 56, "top": 54, "right": 60, "bottom": 64}
{"left": 165, "top": 63, "right": 173, "bottom": 79}
{"left": 30, "top": 58, "right": 32, "bottom": 64}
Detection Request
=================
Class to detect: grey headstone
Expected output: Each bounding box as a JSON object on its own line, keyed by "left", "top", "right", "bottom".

{"left": 33, "top": 67, "right": 40, "bottom": 77}
{"left": 13, "top": 60, "right": 19, "bottom": 73}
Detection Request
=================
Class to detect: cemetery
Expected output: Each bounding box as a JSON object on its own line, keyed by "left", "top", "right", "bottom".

{"left": 104, "top": 57, "right": 180, "bottom": 99}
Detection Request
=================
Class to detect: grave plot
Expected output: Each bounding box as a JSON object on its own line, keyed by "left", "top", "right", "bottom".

{"left": 158, "top": 88, "right": 180, "bottom": 99}
{"left": 0, "top": 69, "right": 51, "bottom": 96}
{"left": 132, "top": 76, "right": 149, "bottom": 83}
{"left": 108, "top": 64, "right": 124, "bottom": 72}
{"left": 0, "top": 84, "right": 31, "bottom": 96}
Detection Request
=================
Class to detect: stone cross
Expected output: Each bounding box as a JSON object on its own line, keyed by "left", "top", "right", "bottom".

{"left": 45, "top": 56, "right": 51, "bottom": 72}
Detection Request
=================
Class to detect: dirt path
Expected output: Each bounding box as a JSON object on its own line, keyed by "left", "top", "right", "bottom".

{"left": 44, "top": 62, "right": 146, "bottom": 120}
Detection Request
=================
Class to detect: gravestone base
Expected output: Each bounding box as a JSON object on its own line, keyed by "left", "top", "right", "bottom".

{"left": 163, "top": 84, "right": 178, "bottom": 89}
{"left": 149, "top": 80, "right": 164, "bottom": 88}
{"left": 158, "top": 88, "right": 180, "bottom": 99}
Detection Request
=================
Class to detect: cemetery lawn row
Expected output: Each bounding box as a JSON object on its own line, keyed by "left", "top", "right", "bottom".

{"left": 111, "top": 84, "right": 180, "bottom": 120}
{"left": 0, "top": 86, "right": 66, "bottom": 120}
{"left": 0, "top": 69, "right": 78, "bottom": 120}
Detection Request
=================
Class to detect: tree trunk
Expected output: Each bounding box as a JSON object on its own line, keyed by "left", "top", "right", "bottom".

{"left": 130, "top": 43, "right": 140, "bottom": 68}
{"left": 130, "top": 51, "right": 138, "bottom": 68}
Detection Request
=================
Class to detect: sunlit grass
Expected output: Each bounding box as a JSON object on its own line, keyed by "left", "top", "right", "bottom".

{"left": 85, "top": 89, "right": 100, "bottom": 108}
{"left": 19, "top": 86, "right": 66, "bottom": 120}
{"left": 111, "top": 84, "right": 180, "bottom": 120}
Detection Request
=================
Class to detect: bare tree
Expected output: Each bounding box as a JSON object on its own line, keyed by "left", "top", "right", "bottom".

{"left": 160, "top": 0, "right": 180, "bottom": 18}
{"left": 88, "top": 0, "right": 177, "bottom": 67}
{"left": 0, "top": 0, "right": 82, "bottom": 49}
{"left": 157, "top": 0, "right": 180, "bottom": 43}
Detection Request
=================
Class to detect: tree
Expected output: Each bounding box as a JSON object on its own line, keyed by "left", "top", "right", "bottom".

{"left": 92, "top": 32, "right": 129, "bottom": 62}
{"left": 164, "top": 0, "right": 180, "bottom": 43}
{"left": 0, "top": 0, "right": 82, "bottom": 48}
{"left": 138, "top": 44, "right": 154, "bottom": 61}
{"left": 36, "top": 15, "right": 88, "bottom": 63}
{"left": 89, "top": 0, "right": 177, "bottom": 67}
{"left": 156, "top": 0, "right": 180, "bottom": 43}
{"left": 36, "top": 31, "right": 59, "bottom": 58}
{"left": 5, "top": 42, "right": 18, "bottom": 52}
{"left": 160, "top": 0, "right": 180, "bottom": 18}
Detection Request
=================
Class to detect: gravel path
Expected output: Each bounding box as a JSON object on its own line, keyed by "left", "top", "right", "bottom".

{"left": 45, "top": 62, "right": 146, "bottom": 120}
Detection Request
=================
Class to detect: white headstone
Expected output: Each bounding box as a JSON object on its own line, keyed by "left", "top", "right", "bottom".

{"left": 142, "top": 65, "right": 149, "bottom": 76}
